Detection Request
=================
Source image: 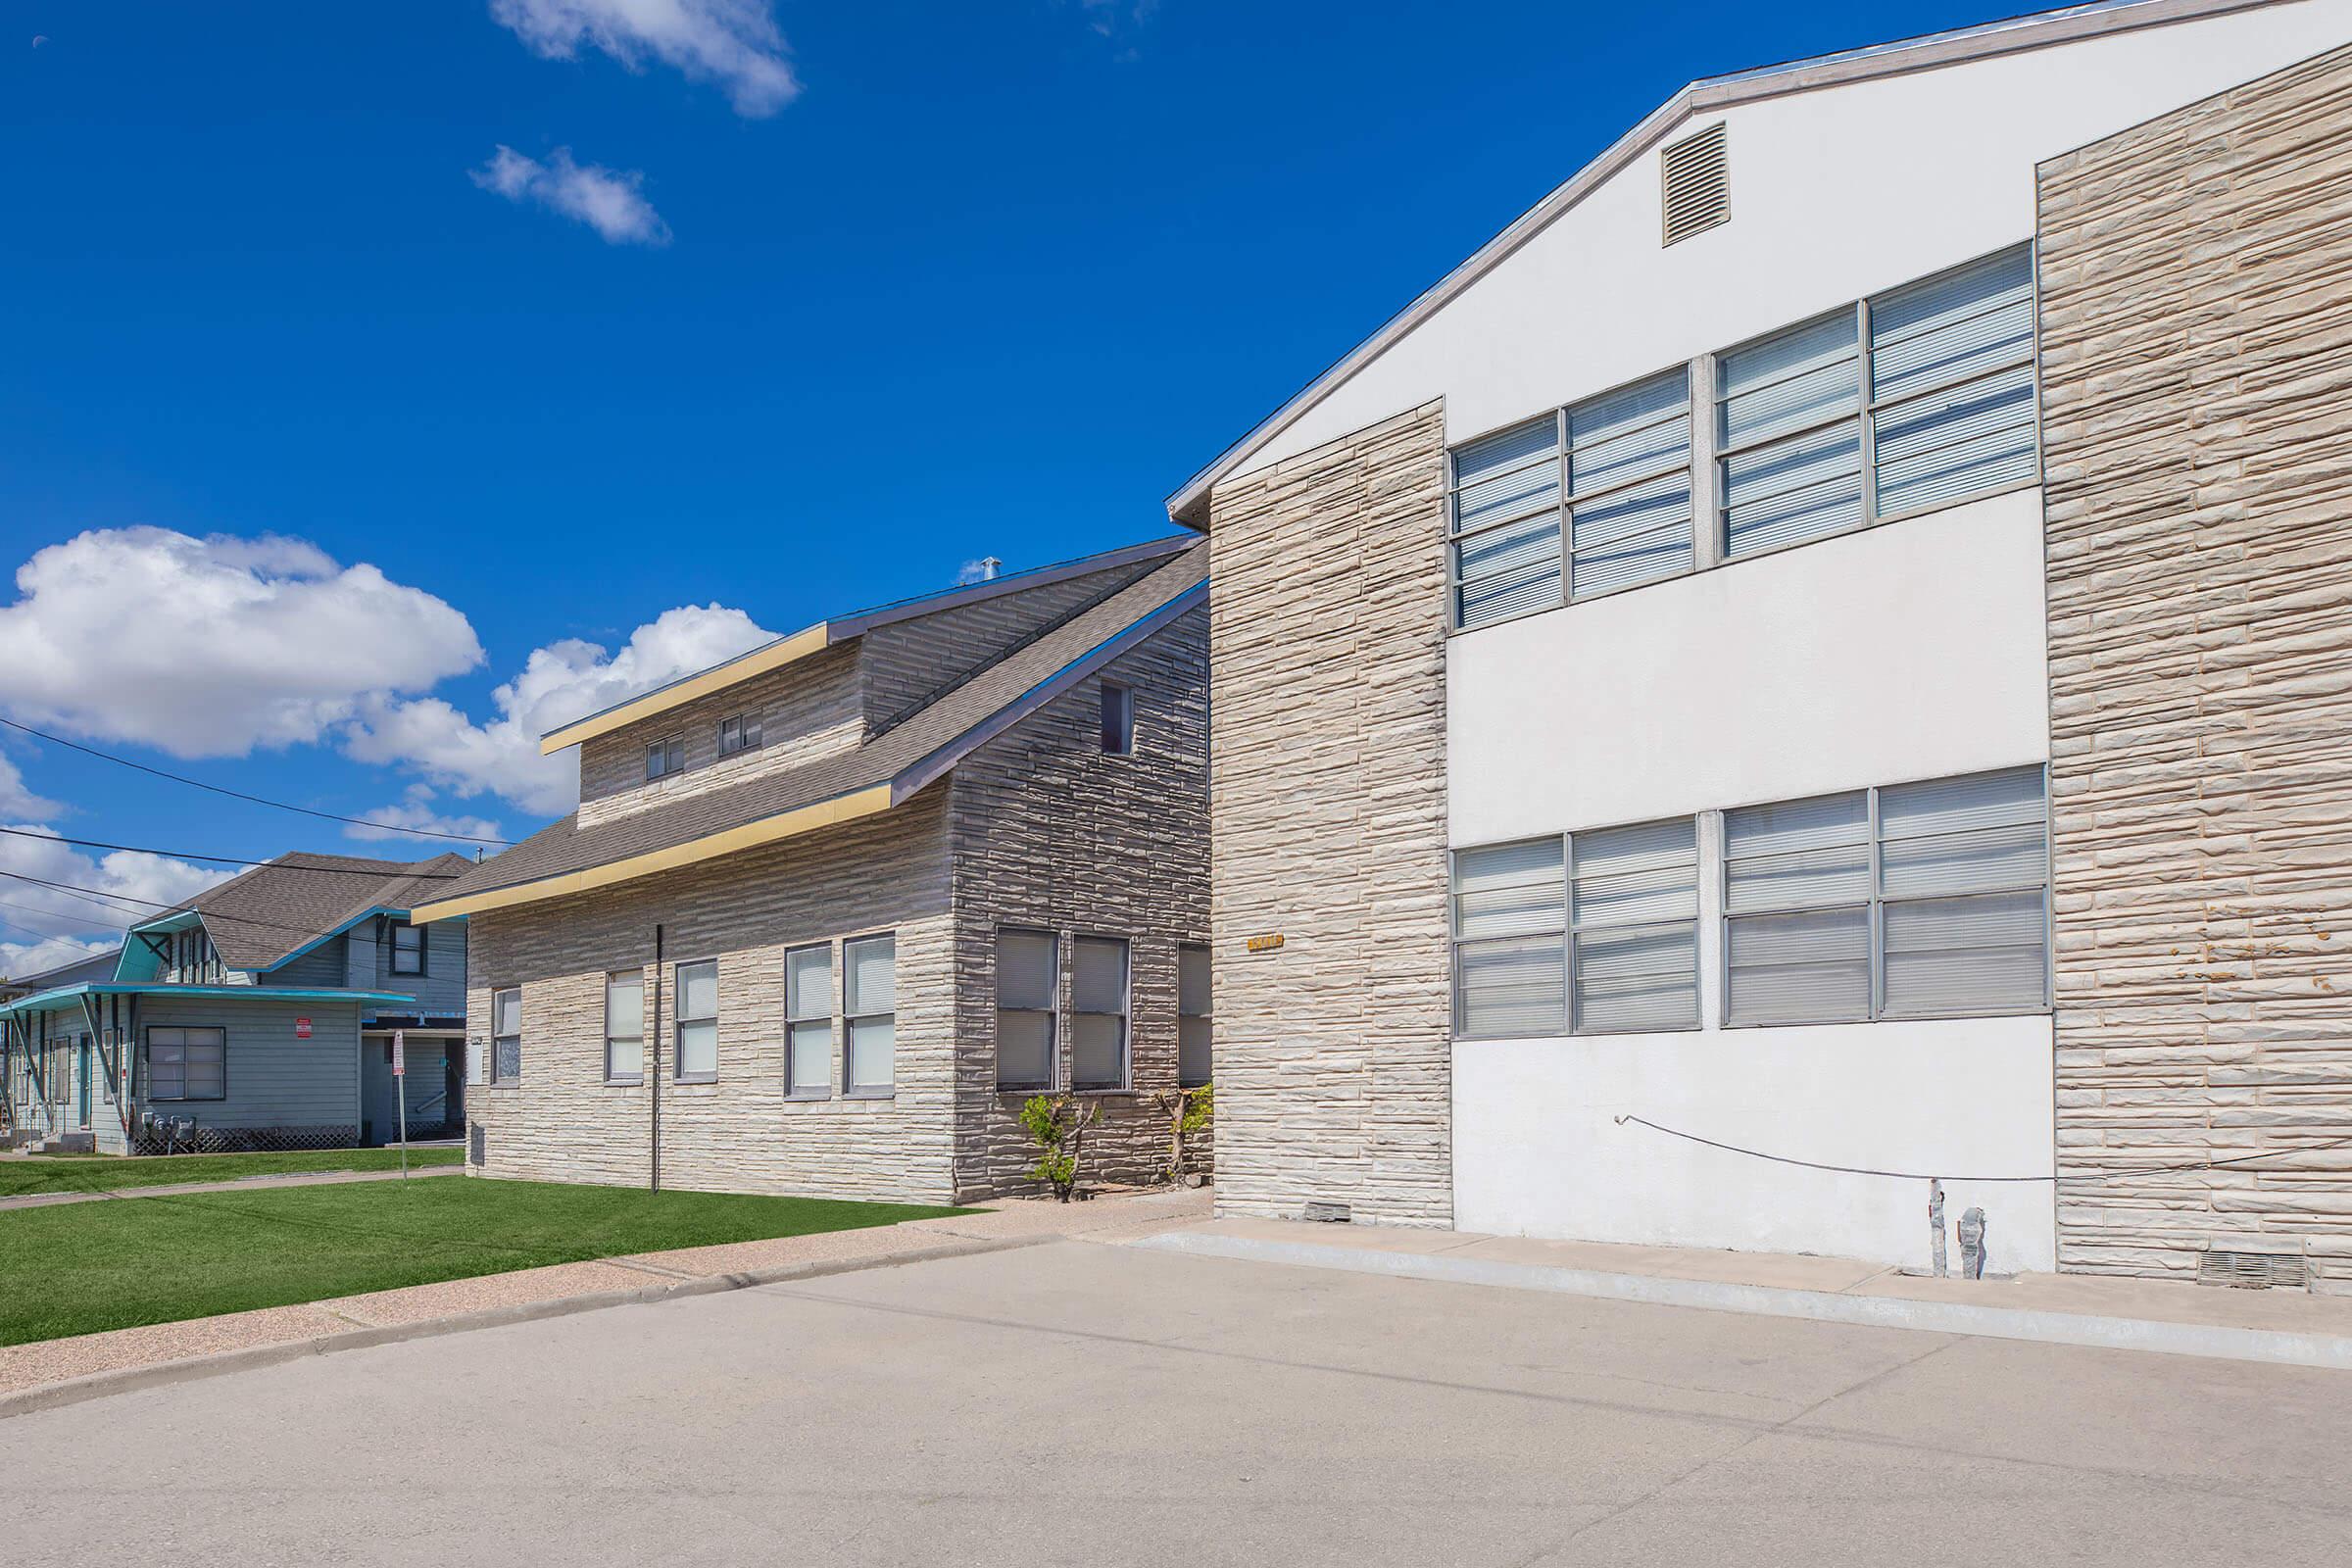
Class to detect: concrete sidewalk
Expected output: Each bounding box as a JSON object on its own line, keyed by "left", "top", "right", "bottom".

{"left": 1137, "top": 1216, "right": 2352, "bottom": 1371}
{"left": 0, "top": 1163, "right": 465, "bottom": 1210}
{"left": 0, "top": 1187, "right": 1207, "bottom": 1411}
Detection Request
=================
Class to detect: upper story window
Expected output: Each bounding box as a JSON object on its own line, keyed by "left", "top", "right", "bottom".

{"left": 1100, "top": 683, "right": 1135, "bottom": 756}
{"left": 674, "top": 959, "right": 718, "bottom": 1083}
{"left": 844, "top": 934, "right": 897, "bottom": 1096}
{"left": 645, "top": 737, "right": 685, "bottom": 782}
{"left": 388, "top": 920, "right": 425, "bottom": 977}
{"left": 490, "top": 987, "right": 522, "bottom": 1084}
{"left": 718, "top": 712, "right": 763, "bottom": 758}
{"left": 1446, "top": 242, "right": 2036, "bottom": 627}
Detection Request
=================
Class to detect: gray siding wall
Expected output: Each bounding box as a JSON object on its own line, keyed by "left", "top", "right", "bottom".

{"left": 135, "top": 995, "right": 363, "bottom": 1134}
{"left": 7, "top": 1004, "right": 128, "bottom": 1152}
{"left": 948, "top": 606, "right": 1212, "bottom": 1199}
{"left": 261, "top": 937, "right": 347, "bottom": 990}
{"left": 859, "top": 560, "right": 1161, "bottom": 736}
{"left": 370, "top": 917, "right": 468, "bottom": 1018}
{"left": 464, "top": 788, "right": 959, "bottom": 1202}
{"left": 577, "top": 644, "right": 866, "bottom": 827}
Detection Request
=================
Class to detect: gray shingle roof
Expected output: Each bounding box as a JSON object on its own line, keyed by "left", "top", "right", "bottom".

{"left": 168, "top": 851, "right": 476, "bottom": 972}
{"left": 422, "top": 541, "right": 1207, "bottom": 912}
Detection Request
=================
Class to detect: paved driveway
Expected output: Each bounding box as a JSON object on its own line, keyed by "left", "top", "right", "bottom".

{"left": 4, "top": 1239, "right": 2347, "bottom": 1566}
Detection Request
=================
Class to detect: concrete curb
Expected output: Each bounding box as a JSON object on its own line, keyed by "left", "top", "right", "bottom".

{"left": 1134, "top": 1231, "right": 2352, "bottom": 1373}
{"left": 0, "top": 1233, "right": 1050, "bottom": 1422}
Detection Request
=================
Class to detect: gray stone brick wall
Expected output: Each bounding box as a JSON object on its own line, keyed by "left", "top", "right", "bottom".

{"left": 2037, "top": 42, "right": 2352, "bottom": 1281}
{"left": 1204, "top": 404, "right": 1454, "bottom": 1226}
{"left": 948, "top": 603, "right": 1211, "bottom": 1200}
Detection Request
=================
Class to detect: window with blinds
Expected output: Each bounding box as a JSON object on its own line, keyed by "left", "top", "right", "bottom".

{"left": 1071, "top": 936, "right": 1130, "bottom": 1091}
{"left": 1718, "top": 309, "right": 1865, "bottom": 560}
{"left": 1449, "top": 416, "right": 1563, "bottom": 629}
{"left": 1724, "top": 765, "right": 2048, "bottom": 1026}
{"left": 785, "top": 945, "right": 834, "bottom": 1098}
{"left": 1177, "top": 943, "right": 1212, "bottom": 1088}
{"left": 1569, "top": 369, "right": 1693, "bottom": 600}
{"left": 1571, "top": 818, "right": 1699, "bottom": 1032}
{"left": 674, "top": 959, "right": 718, "bottom": 1082}
{"left": 996, "top": 928, "right": 1057, "bottom": 1092}
{"left": 844, "top": 934, "right": 897, "bottom": 1095}
{"left": 1451, "top": 838, "right": 1566, "bottom": 1037}
{"left": 1868, "top": 245, "right": 2037, "bottom": 519}
{"left": 604, "top": 970, "right": 644, "bottom": 1084}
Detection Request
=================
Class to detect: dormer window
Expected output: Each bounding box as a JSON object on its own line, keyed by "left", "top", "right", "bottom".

{"left": 718, "top": 712, "right": 763, "bottom": 758}
{"left": 645, "top": 737, "right": 685, "bottom": 781}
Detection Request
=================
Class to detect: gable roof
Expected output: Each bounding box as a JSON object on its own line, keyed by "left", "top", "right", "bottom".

{"left": 135, "top": 852, "right": 475, "bottom": 973}
{"left": 1, "top": 944, "right": 122, "bottom": 998}
{"left": 414, "top": 542, "right": 1208, "bottom": 923}
{"left": 537, "top": 534, "right": 1198, "bottom": 755}
{"left": 1163, "top": 0, "right": 2292, "bottom": 526}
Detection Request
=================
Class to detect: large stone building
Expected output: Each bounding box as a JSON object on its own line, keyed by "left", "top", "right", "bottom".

{"left": 414, "top": 539, "right": 1210, "bottom": 1204}
{"left": 1173, "top": 0, "right": 2352, "bottom": 1284}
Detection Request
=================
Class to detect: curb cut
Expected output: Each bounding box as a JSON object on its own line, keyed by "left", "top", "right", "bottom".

{"left": 1133, "top": 1231, "right": 2352, "bottom": 1373}
{"left": 0, "top": 1233, "right": 1050, "bottom": 1422}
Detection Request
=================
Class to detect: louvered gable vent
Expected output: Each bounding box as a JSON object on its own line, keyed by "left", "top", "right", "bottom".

{"left": 1661, "top": 123, "right": 1728, "bottom": 246}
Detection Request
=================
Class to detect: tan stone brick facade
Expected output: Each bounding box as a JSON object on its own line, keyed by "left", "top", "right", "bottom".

{"left": 2038, "top": 42, "right": 2352, "bottom": 1281}
{"left": 465, "top": 609, "right": 1208, "bottom": 1205}
{"left": 1204, "top": 403, "right": 1454, "bottom": 1226}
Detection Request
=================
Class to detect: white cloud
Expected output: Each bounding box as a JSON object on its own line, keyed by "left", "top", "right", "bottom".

{"left": 490, "top": 0, "right": 800, "bottom": 117}
{"left": 0, "top": 934, "right": 115, "bottom": 983}
{"left": 471, "top": 146, "right": 671, "bottom": 247}
{"left": 345, "top": 786, "right": 505, "bottom": 848}
{"left": 344, "top": 603, "right": 775, "bottom": 817}
{"left": 0, "top": 754, "right": 60, "bottom": 820}
{"left": 0, "top": 824, "right": 229, "bottom": 981}
{"left": 0, "top": 528, "right": 482, "bottom": 760}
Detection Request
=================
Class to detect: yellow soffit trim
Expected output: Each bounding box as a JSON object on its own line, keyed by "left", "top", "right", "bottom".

{"left": 409, "top": 783, "right": 896, "bottom": 923}
{"left": 537, "top": 623, "right": 833, "bottom": 756}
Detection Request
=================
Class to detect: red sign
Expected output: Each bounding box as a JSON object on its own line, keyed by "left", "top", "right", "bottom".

{"left": 295, "top": 1017, "right": 312, "bottom": 1040}
{"left": 392, "top": 1028, "right": 405, "bottom": 1075}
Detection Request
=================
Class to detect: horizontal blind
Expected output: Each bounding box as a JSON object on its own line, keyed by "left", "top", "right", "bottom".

{"left": 1725, "top": 792, "right": 1871, "bottom": 1024}
{"left": 1870, "top": 244, "right": 2036, "bottom": 517}
{"left": 1569, "top": 368, "right": 1693, "bottom": 599}
{"left": 1718, "top": 310, "right": 1864, "bottom": 561}
{"left": 605, "top": 972, "right": 643, "bottom": 1038}
{"left": 1878, "top": 765, "right": 2048, "bottom": 1016}
{"left": 1571, "top": 817, "right": 1698, "bottom": 1033}
{"left": 786, "top": 946, "right": 833, "bottom": 1020}
{"left": 997, "top": 930, "right": 1057, "bottom": 1012}
{"left": 1451, "top": 416, "right": 1563, "bottom": 629}
{"left": 844, "top": 935, "right": 896, "bottom": 1016}
{"left": 1452, "top": 839, "right": 1565, "bottom": 1037}
{"left": 1072, "top": 936, "right": 1128, "bottom": 1014}
{"left": 997, "top": 930, "right": 1055, "bottom": 1093}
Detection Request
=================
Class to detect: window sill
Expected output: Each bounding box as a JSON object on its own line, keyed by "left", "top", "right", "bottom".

{"left": 673, "top": 1074, "right": 719, "bottom": 1087}
{"left": 783, "top": 1090, "right": 833, "bottom": 1102}
{"left": 1719, "top": 1007, "right": 2053, "bottom": 1031}
{"left": 844, "top": 1089, "right": 897, "bottom": 1102}
{"left": 604, "top": 1077, "right": 644, "bottom": 1088}
{"left": 1070, "top": 1087, "right": 1135, "bottom": 1098}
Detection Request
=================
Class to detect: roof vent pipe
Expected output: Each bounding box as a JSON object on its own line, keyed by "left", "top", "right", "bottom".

{"left": 978, "top": 557, "right": 1001, "bottom": 582}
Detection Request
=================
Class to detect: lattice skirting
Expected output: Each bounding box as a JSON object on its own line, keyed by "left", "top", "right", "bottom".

{"left": 133, "top": 1123, "right": 362, "bottom": 1155}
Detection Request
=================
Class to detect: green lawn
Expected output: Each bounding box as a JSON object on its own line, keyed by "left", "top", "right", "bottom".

{"left": 0, "top": 1147, "right": 465, "bottom": 1198}
{"left": 0, "top": 1178, "right": 967, "bottom": 1346}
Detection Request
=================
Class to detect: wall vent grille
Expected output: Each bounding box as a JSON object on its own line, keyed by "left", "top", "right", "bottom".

{"left": 1301, "top": 1200, "right": 1352, "bottom": 1223}
{"left": 1661, "top": 123, "right": 1730, "bottom": 246}
{"left": 2198, "top": 1249, "right": 2308, "bottom": 1290}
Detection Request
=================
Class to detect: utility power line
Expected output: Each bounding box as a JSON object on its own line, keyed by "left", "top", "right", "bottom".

{"left": 0, "top": 824, "right": 463, "bottom": 877}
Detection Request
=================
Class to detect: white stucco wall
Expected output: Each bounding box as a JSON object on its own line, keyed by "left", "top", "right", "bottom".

{"left": 1453, "top": 1016, "right": 2058, "bottom": 1270}
{"left": 1448, "top": 489, "right": 2052, "bottom": 842}
{"left": 1236, "top": 0, "right": 2352, "bottom": 475}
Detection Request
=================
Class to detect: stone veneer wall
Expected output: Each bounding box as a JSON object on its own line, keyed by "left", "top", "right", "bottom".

{"left": 948, "top": 604, "right": 1211, "bottom": 1200}
{"left": 2037, "top": 42, "right": 2352, "bottom": 1281}
{"left": 1204, "top": 403, "right": 1453, "bottom": 1226}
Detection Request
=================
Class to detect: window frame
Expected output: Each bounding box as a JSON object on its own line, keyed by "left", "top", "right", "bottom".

{"left": 1100, "top": 682, "right": 1135, "bottom": 758}
{"left": 784, "top": 942, "right": 835, "bottom": 1101}
{"left": 1068, "top": 933, "right": 1131, "bottom": 1092}
{"left": 604, "top": 969, "right": 646, "bottom": 1085}
{"left": 490, "top": 986, "right": 522, "bottom": 1085}
{"left": 645, "top": 736, "right": 685, "bottom": 782}
{"left": 1176, "top": 941, "right": 1212, "bottom": 1089}
{"left": 994, "top": 926, "right": 1059, "bottom": 1094}
{"left": 672, "top": 956, "right": 720, "bottom": 1084}
{"left": 1568, "top": 816, "right": 1703, "bottom": 1037}
{"left": 718, "top": 711, "right": 763, "bottom": 759}
{"left": 1718, "top": 764, "right": 2053, "bottom": 1029}
{"left": 842, "top": 931, "right": 897, "bottom": 1098}
{"left": 145, "top": 1025, "right": 226, "bottom": 1102}
{"left": 388, "top": 919, "right": 427, "bottom": 978}
{"left": 1448, "top": 834, "right": 1569, "bottom": 1042}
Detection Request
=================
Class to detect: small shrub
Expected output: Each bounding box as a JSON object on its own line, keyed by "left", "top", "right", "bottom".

{"left": 1152, "top": 1083, "right": 1213, "bottom": 1184}
{"left": 1019, "top": 1094, "right": 1100, "bottom": 1202}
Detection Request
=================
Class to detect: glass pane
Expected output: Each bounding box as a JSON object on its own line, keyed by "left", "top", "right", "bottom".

{"left": 845, "top": 936, "right": 896, "bottom": 1015}
{"left": 1725, "top": 906, "right": 1872, "bottom": 1026}
{"left": 998, "top": 931, "right": 1058, "bottom": 1012}
{"left": 1072, "top": 937, "right": 1128, "bottom": 1015}
{"left": 1870, "top": 246, "right": 2034, "bottom": 406}
{"left": 1453, "top": 839, "right": 1565, "bottom": 940}
{"left": 495, "top": 1039, "right": 522, "bottom": 1082}
{"left": 998, "top": 1010, "right": 1055, "bottom": 1089}
{"left": 679, "top": 960, "right": 718, "bottom": 1022}
{"left": 1451, "top": 417, "right": 1559, "bottom": 533}
{"left": 1072, "top": 1014, "right": 1125, "bottom": 1089}
{"left": 849, "top": 1016, "right": 895, "bottom": 1091}
{"left": 606, "top": 1035, "right": 644, "bottom": 1081}
{"left": 786, "top": 947, "right": 833, "bottom": 1021}
{"left": 676, "top": 1018, "right": 717, "bottom": 1078}
{"left": 1569, "top": 368, "right": 1690, "bottom": 497}
{"left": 1883, "top": 890, "right": 2048, "bottom": 1016}
{"left": 1574, "top": 919, "right": 1699, "bottom": 1033}
{"left": 1573, "top": 818, "right": 1697, "bottom": 929}
{"left": 1881, "top": 820, "right": 2047, "bottom": 900}
{"left": 1873, "top": 364, "right": 2036, "bottom": 516}
{"left": 494, "top": 990, "right": 520, "bottom": 1035}
{"left": 1455, "top": 934, "right": 1566, "bottom": 1037}
{"left": 1719, "top": 310, "right": 1860, "bottom": 449}
{"left": 1571, "top": 471, "right": 1692, "bottom": 600}
{"left": 1102, "top": 684, "right": 1134, "bottom": 754}
{"left": 606, "top": 973, "right": 643, "bottom": 1038}
{"left": 1724, "top": 793, "right": 1870, "bottom": 913}
{"left": 1177, "top": 945, "right": 1211, "bottom": 1018}
{"left": 1721, "top": 420, "right": 1863, "bottom": 558}
{"left": 1178, "top": 1016, "right": 1212, "bottom": 1087}
{"left": 789, "top": 1019, "right": 833, "bottom": 1093}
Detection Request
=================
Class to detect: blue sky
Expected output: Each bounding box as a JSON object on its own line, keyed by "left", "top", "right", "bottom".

{"left": 0, "top": 0, "right": 2000, "bottom": 970}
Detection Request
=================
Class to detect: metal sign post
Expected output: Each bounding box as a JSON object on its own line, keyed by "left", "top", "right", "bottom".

{"left": 393, "top": 1028, "right": 408, "bottom": 1179}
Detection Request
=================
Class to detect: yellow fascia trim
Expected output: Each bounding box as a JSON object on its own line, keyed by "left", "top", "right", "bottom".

{"left": 409, "top": 783, "right": 896, "bottom": 923}
{"left": 538, "top": 623, "right": 833, "bottom": 756}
